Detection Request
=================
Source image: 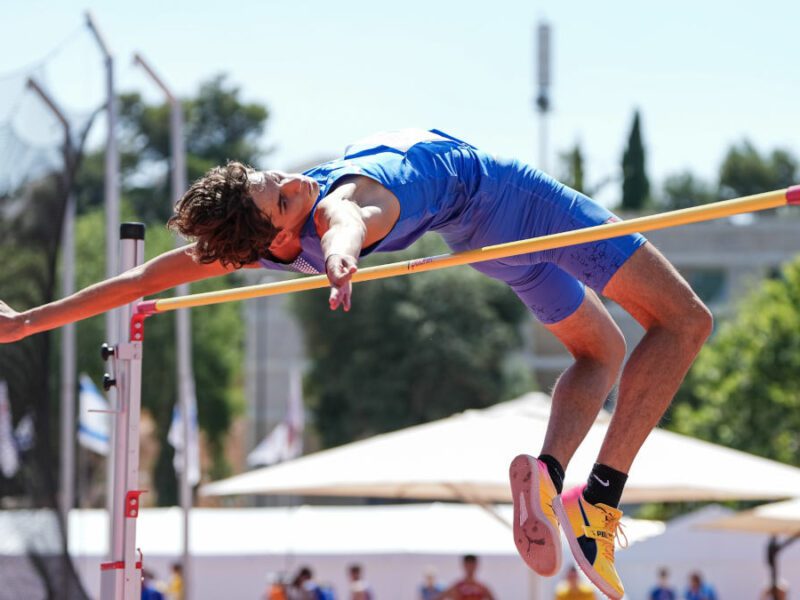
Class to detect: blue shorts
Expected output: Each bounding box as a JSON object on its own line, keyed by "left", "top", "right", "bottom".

{"left": 441, "top": 156, "right": 646, "bottom": 324}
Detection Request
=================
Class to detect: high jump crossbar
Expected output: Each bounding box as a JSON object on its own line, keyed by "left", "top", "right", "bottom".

{"left": 140, "top": 186, "right": 800, "bottom": 315}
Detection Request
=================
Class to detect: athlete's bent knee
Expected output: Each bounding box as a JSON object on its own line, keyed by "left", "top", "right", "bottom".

{"left": 676, "top": 298, "right": 713, "bottom": 350}
{"left": 572, "top": 324, "right": 626, "bottom": 376}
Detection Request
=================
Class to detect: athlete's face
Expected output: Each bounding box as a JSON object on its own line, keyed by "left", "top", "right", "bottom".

{"left": 247, "top": 170, "right": 319, "bottom": 235}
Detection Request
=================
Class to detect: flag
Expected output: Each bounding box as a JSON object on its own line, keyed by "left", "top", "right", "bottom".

{"left": 14, "top": 413, "right": 35, "bottom": 452}
{"left": 247, "top": 369, "right": 305, "bottom": 467}
{"left": 78, "top": 374, "right": 111, "bottom": 456}
{"left": 167, "top": 395, "right": 200, "bottom": 486}
{"left": 0, "top": 381, "right": 20, "bottom": 478}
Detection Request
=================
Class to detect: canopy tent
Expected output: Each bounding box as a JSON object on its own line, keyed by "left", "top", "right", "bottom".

{"left": 0, "top": 505, "right": 663, "bottom": 600}
{"left": 703, "top": 498, "right": 800, "bottom": 594}
{"left": 202, "top": 393, "right": 800, "bottom": 503}
{"left": 616, "top": 505, "right": 800, "bottom": 599}
{"left": 704, "top": 498, "right": 800, "bottom": 535}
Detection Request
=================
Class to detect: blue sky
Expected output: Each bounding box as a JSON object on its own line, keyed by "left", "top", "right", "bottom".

{"left": 2, "top": 0, "right": 798, "bottom": 205}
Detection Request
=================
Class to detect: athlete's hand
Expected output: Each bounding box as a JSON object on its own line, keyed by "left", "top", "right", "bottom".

{"left": 325, "top": 254, "right": 358, "bottom": 312}
{"left": 0, "top": 301, "right": 26, "bottom": 343}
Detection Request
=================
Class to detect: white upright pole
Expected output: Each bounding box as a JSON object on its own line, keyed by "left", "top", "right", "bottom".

{"left": 85, "top": 12, "right": 121, "bottom": 529}
{"left": 100, "top": 223, "right": 146, "bottom": 600}
{"left": 133, "top": 52, "right": 194, "bottom": 599}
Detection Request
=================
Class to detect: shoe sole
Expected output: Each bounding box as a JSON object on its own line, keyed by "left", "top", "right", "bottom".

{"left": 509, "top": 454, "right": 561, "bottom": 577}
{"left": 552, "top": 496, "right": 622, "bottom": 600}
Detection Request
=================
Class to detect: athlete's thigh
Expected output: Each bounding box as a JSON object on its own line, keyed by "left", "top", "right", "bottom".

{"left": 543, "top": 286, "right": 624, "bottom": 359}
{"left": 470, "top": 260, "right": 586, "bottom": 325}
{"left": 473, "top": 257, "right": 622, "bottom": 359}
{"left": 495, "top": 182, "right": 647, "bottom": 295}
{"left": 602, "top": 242, "right": 705, "bottom": 329}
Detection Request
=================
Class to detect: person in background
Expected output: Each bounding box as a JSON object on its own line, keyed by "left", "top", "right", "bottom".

{"left": 165, "top": 562, "right": 184, "bottom": 600}
{"left": 420, "top": 567, "right": 444, "bottom": 600}
{"left": 287, "top": 566, "right": 321, "bottom": 600}
{"left": 437, "top": 554, "right": 495, "bottom": 600}
{"left": 348, "top": 564, "right": 373, "bottom": 600}
{"left": 264, "top": 572, "right": 288, "bottom": 600}
{"left": 650, "top": 567, "right": 676, "bottom": 600}
{"left": 554, "top": 565, "right": 596, "bottom": 600}
{"left": 685, "top": 572, "right": 717, "bottom": 600}
{"left": 141, "top": 569, "right": 165, "bottom": 600}
{"left": 760, "top": 580, "right": 788, "bottom": 600}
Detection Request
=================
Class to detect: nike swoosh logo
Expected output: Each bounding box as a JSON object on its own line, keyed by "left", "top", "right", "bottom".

{"left": 592, "top": 474, "right": 610, "bottom": 487}
{"left": 578, "top": 496, "right": 591, "bottom": 527}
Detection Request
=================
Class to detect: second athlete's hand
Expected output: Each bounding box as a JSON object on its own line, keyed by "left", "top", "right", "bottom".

{"left": 325, "top": 254, "right": 358, "bottom": 312}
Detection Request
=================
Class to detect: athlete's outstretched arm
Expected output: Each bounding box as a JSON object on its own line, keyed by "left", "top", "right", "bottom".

{"left": 0, "top": 244, "right": 243, "bottom": 343}
{"left": 314, "top": 177, "right": 400, "bottom": 311}
{"left": 315, "top": 183, "right": 366, "bottom": 312}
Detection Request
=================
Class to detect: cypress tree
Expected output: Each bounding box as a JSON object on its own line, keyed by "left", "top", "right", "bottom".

{"left": 621, "top": 110, "right": 650, "bottom": 211}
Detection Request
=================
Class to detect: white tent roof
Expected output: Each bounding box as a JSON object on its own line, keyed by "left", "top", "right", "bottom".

{"left": 0, "top": 504, "right": 663, "bottom": 558}
{"left": 615, "top": 505, "right": 800, "bottom": 600}
{"left": 702, "top": 498, "right": 800, "bottom": 535}
{"left": 202, "top": 393, "right": 800, "bottom": 503}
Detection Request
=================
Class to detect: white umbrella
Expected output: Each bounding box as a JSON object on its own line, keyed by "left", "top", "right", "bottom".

{"left": 202, "top": 392, "right": 800, "bottom": 504}
{"left": 703, "top": 498, "right": 800, "bottom": 535}
{"left": 703, "top": 499, "right": 800, "bottom": 597}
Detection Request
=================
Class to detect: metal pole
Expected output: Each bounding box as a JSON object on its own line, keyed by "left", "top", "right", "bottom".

{"left": 25, "top": 78, "right": 77, "bottom": 539}
{"left": 535, "top": 21, "right": 552, "bottom": 172}
{"left": 86, "top": 12, "right": 121, "bottom": 531}
{"left": 133, "top": 52, "right": 194, "bottom": 599}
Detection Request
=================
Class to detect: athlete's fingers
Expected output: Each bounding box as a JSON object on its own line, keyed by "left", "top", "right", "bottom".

{"left": 325, "top": 255, "right": 358, "bottom": 288}
{"left": 342, "top": 281, "right": 353, "bottom": 312}
{"left": 329, "top": 286, "right": 341, "bottom": 310}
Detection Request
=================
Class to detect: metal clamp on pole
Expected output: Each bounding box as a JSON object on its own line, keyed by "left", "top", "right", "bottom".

{"left": 100, "top": 222, "right": 146, "bottom": 600}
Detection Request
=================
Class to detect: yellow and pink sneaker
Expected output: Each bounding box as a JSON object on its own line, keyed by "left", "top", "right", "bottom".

{"left": 509, "top": 454, "right": 562, "bottom": 577}
{"left": 553, "top": 485, "right": 627, "bottom": 600}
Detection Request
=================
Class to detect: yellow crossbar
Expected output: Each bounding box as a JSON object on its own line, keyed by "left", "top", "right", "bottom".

{"left": 145, "top": 187, "right": 798, "bottom": 314}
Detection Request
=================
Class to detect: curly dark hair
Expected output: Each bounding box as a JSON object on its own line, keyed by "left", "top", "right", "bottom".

{"left": 167, "top": 161, "right": 280, "bottom": 268}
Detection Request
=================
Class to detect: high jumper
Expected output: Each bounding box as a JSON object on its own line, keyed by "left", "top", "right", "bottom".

{"left": 1, "top": 128, "right": 797, "bottom": 598}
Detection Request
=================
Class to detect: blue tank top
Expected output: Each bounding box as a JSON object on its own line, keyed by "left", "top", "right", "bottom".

{"left": 258, "top": 128, "right": 490, "bottom": 274}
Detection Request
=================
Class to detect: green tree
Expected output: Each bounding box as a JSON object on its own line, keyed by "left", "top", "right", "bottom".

{"left": 670, "top": 257, "right": 800, "bottom": 466}
{"left": 66, "top": 74, "right": 268, "bottom": 504}
{"left": 292, "top": 235, "right": 534, "bottom": 448}
{"left": 620, "top": 110, "right": 650, "bottom": 211}
{"left": 73, "top": 206, "right": 244, "bottom": 505}
{"left": 719, "top": 141, "right": 797, "bottom": 200}
{"left": 76, "top": 75, "right": 270, "bottom": 223}
{"left": 657, "top": 171, "right": 717, "bottom": 210}
{"left": 559, "top": 143, "right": 585, "bottom": 193}
{"left": 0, "top": 175, "right": 66, "bottom": 504}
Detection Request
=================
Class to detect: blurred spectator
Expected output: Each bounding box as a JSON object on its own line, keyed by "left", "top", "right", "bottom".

{"left": 760, "top": 581, "right": 788, "bottom": 600}
{"left": 420, "top": 566, "right": 444, "bottom": 600}
{"left": 288, "top": 566, "right": 321, "bottom": 600}
{"left": 685, "top": 572, "right": 717, "bottom": 600}
{"left": 141, "top": 569, "right": 165, "bottom": 600}
{"left": 554, "top": 565, "right": 596, "bottom": 600}
{"left": 437, "top": 554, "right": 495, "bottom": 600}
{"left": 348, "top": 564, "right": 373, "bottom": 600}
{"left": 650, "top": 567, "right": 676, "bottom": 600}
{"left": 265, "top": 572, "right": 288, "bottom": 600}
{"left": 165, "top": 562, "right": 184, "bottom": 600}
